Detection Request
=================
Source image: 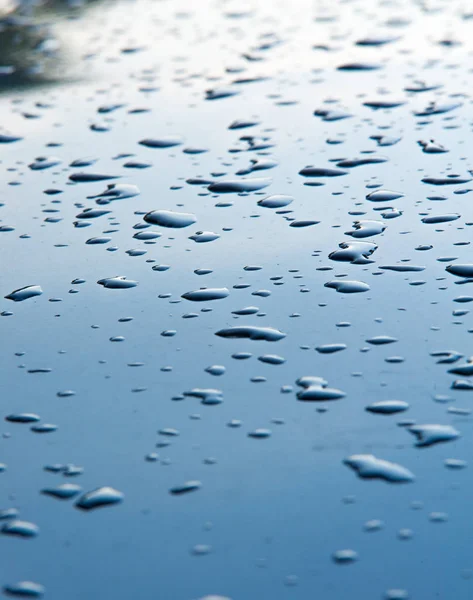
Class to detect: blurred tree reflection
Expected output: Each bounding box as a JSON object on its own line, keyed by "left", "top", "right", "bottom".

{"left": 0, "top": 0, "right": 103, "bottom": 89}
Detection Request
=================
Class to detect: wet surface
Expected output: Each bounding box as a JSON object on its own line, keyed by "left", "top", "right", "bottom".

{"left": 1, "top": 0, "right": 473, "bottom": 598}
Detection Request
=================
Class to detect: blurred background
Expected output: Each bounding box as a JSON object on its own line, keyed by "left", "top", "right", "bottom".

{"left": 0, "top": 0, "right": 103, "bottom": 88}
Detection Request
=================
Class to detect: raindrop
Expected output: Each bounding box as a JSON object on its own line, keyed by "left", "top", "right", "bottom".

{"left": 421, "top": 214, "right": 460, "bottom": 224}
{"left": 70, "top": 173, "right": 120, "bottom": 183}
{"left": 324, "top": 280, "right": 370, "bottom": 293}
{"left": 5, "top": 413, "right": 40, "bottom": 423}
{"left": 97, "top": 276, "right": 138, "bottom": 289}
{"left": 182, "top": 288, "right": 229, "bottom": 302}
{"left": 3, "top": 582, "right": 44, "bottom": 597}
{"left": 258, "top": 354, "right": 285, "bottom": 365}
{"left": 315, "top": 344, "right": 347, "bottom": 354}
{"left": 139, "top": 137, "right": 183, "bottom": 148}
{"left": 366, "top": 336, "right": 398, "bottom": 345}
{"left": 184, "top": 388, "right": 224, "bottom": 405}
{"left": 5, "top": 286, "right": 43, "bottom": 302}
{"left": 2, "top": 520, "right": 39, "bottom": 538}
{"left": 189, "top": 231, "right": 220, "bottom": 243}
{"left": 444, "top": 459, "right": 467, "bottom": 469}
{"left": 88, "top": 183, "right": 140, "bottom": 200}
{"left": 366, "top": 189, "right": 404, "bottom": 202}
{"left": 41, "top": 484, "right": 82, "bottom": 500}
{"left": 344, "top": 455, "right": 415, "bottom": 483}
{"left": 257, "top": 194, "right": 293, "bottom": 209}
{"left": 208, "top": 178, "right": 272, "bottom": 193}
{"left": 144, "top": 210, "right": 196, "bottom": 228}
{"left": 408, "top": 424, "right": 460, "bottom": 447}
{"left": 170, "top": 481, "right": 201, "bottom": 495}
{"left": 296, "top": 376, "right": 346, "bottom": 401}
{"left": 248, "top": 428, "right": 272, "bottom": 439}
{"left": 332, "top": 549, "right": 358, "bottom": 564}
{"left": 76, "top": 487, "right": 124, "bottom": 510}
{"left": 215, "top": 326, "right": 286, "bottom": 341}
{"left": 299, "top": 166, "right": 347, "bottom": 178}
{"left": 366, "top": 400, "right": 408, "bottom": 414}
{"left": 446, "top": 264, "right": 473, "bottom": 278}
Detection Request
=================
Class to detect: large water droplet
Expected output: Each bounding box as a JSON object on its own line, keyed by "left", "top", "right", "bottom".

{"left": 5, "top": 286, "right": 43, "bottom": 302}
{"left": 215, "top": 326, "right": 286, "bottom": 341}
{"left": 344, "top": 455, "right": 415, "bottom": 483}
{"left": 75, "top": 487, "right": 124, "bottom": 510}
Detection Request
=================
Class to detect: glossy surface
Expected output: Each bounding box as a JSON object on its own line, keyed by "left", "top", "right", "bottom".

{"left": 1, "top": 0, "right": 473, "bottom": 599}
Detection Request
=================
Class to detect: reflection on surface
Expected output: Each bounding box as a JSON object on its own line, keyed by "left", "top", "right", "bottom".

{"left": 3, "top": 1, "right": 473, "bottom": 599}
{"left": 0, "top": 0, "right": 103, "bottom": 89}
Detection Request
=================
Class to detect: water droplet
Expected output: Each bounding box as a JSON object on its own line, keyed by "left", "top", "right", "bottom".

{"left": 385, "top": 590, "right": 409, "bottom": 599}
{"left": 346, "top": 220, "right": 386, "bottom": 238}
{"left": 170, "top": 481, "right": 201, "bottom": 495}
{"left": 364, "top": 519, "right": 384, "bottom": 532}
{"left": 446, "top": 264, "right": 473, "bottom": 278}
{"left": 0, "top": 508, "right": 19, "bottom": 520}
{"left": 344, "top": 454, "right": 414, "bottom": 482}
{"left": 429, "top": 512, "right": 448, "bottom": 523}
{"left": 70, "top": 173, "right": 120, "bottom": 183}
{"left": 422, "top": 176, "right": 471, "bottom": 186}
{"left": 258, "top": 354, "right": 285, "bottom": 365}
{"left": 76, "top": 487, "right": 124, "bottom": 510}
{"left": 5, "top": 413, "right": 40, "bottom": 423}
{"left": 184, "top": 388, "right": 223, "bottom": 405}
{"left": 215, "top": 326, "right": 286, "bottom": 341}
{"left": 191, "top": 544, "right": 212, "bottom": 556}
{"left": 208, "top": 178, "right": 272, "bottom": 193}
{"left": 380, "top": 265, "right": 425, "bottom": 273}
{"left": 31, "top": 424, "right": 57, "bottom": 433}
{"left": 189, "top": 231, "right": 220, "bottom": 243}
{"left": 366, "top": 336, "right": 398, "bottom": 345}
{"left": 139, "top": 136, "right": 183, "bottom": 148}
{"left": 5, "top": 286, "right": 43, "bottom": 302}
{"left": 366, "top": 400, "right": 409, "bottom": 414}
{"left": 314, "top": 108, "right": 352, "bottom": 121}
{"left": 232, "top": 306, "right": 259, "bottom": 316}
{"left": 97, "top": 276, "right": 138, "bottom": 289}
{"left": 337, "top": 156, "right": 388, "bottom": 168}
{"left": 444, "top": 459, "right": 467, "bottom": 469}
{"left": 29, "top": 156, "right": 61, "bottom": 170}
{"left": 315, "top": 344, "right": 347, "bottom": 354}
{"left": 329, "top": 242, "right": 377, "bottom": 264}
{"left": 182, "top": 288, "right": 229, "bottom": 302}
{"left": 407, "top": 424, "right": 460, "bottom": 447}
{"left": 88, "top": 183, "right": 140, "bottom": 200}
{"left": 75, "top": 208, "right": 111, "bottom": 219}
{"left": 332, "top": 549, "right": 358, "bottom": 564}
{"left": 0, "top": 134, "right": 23, "bottom": 144}
{"left": 248, "top": 428, "right": 272, "bottom": 439}
{"left": 366, "top": 189, "right": 404, "bottom": 202}
{"left": 3, "top": 582, "right": 44, "bottom": 597}
{"left": 418, "top": 140, "right": 448, "bottom": 154}
{"left": 421, "top": 214, "right": 460, "bottom": 224}
{"left": 324, "top": 280, "right": 370, "bottom": 294}
{"left": 2, "top": 520, "right": 39, "bottom": 538}
{"left": 144, "top": 210, "right": 196, "bottom": 228}
{"left": 299, "top": 166, "right": 347, "bottom": 178}
{"left": 41, "top": 484, "right": 82, "bottom": 499}
{"left": 258, "top": 195, "right": 293, "bottom": 209}
{"left": 296, "top": 376, "right": 346, "bottom": 401}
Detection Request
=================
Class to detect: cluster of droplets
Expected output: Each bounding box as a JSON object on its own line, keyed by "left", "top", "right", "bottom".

{"left": 3, "top": 0, "right": 473, "bottom": 598}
